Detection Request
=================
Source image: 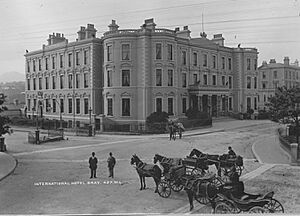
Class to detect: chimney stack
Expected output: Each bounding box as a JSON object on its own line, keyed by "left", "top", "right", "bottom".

{"left": 284, "top": 57, "right": 290, "bottom": 66}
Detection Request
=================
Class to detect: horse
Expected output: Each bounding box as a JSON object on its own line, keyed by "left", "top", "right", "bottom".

{"left": 153, "top": 154, "right": 183, "bottom": 175}
{"left": 130, "top": 154, "right": 162, "bottom": 193}
{"left": 188, "top": 148, "right": 221, "bottom": 175}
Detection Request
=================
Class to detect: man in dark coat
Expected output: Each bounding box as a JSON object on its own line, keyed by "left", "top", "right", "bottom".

{"left": 228, "top": 146, "right": 236, "bottom": 158}
{"left": 107, "top": 152, "right": 116, "bottom": 178}
{"left": 89, "top": 152, "right": 98, "bottom": 178}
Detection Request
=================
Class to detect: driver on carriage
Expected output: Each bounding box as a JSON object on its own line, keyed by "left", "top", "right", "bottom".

{"left": 228, "top": 146, "right": 237, "bottom": 159}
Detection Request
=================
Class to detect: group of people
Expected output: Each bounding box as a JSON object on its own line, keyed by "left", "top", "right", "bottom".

{"left": 168, "top": 121, "right": 184, "bottom": 140}
{"left": 88, "top": 152, "right": 116, "bottom": 179}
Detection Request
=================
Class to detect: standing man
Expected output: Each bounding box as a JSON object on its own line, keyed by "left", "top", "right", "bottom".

{"left": 89, "top": 152, "right": 98, "bottom": 178}
{"left": 107, "top": 152, "right": 116, "bottom": 178}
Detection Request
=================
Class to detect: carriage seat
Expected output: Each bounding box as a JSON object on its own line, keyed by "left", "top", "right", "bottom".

{"left": 197, "top": 172, "right": 215, "bottom": 181}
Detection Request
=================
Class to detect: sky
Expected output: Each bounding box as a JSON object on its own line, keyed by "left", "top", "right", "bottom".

{"left": 0, "top": 0, "right": 300, "bottom": 81}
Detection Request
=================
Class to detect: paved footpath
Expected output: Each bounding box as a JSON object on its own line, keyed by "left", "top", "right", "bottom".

{"left": 0, "top": 152, "right": 17, "bottom": 181}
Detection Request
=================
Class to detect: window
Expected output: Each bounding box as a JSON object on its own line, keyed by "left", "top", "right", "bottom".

{"left": 254, "top": 59, "right": 257, "bottom": 70}
{"left": 122, "top": 98, "right": 130, "bottom": 116}
{"left": 60, "top": 55, "right": 64, "bottom": 68}
{"left": 68, "top": 98, "right": 72, "bottom": 114}
{"left": 156, "top": 69, "right": 162, "bottom": 86}
{"left": 76, "top": 52, "right": 80, "bottom": 65}
{"left": 68, "top": 53, "right": 72, "bottom": 67}
{"left": 222, "top": 76, "right": 225, "bottom": 86}
{"left": 273, "top": 71, "right": 277, "bottom": 79}
{"left": 168, "top": 69, "right": 173, "bottom": 86}
{"left": 52, "top": 56, "right": 55, "bottom": 69}
{"left": 122, "top": 44, "right": 130, "bottom": 60}
{"left": 45, "top": 77, "right": 49, "bottom": 89}
{"left": 212, "top": 75, "right": 216, "bottom": 85}
{"left": 182, "top": 98, "right": 187, "bottom": 113}
{"left": 76, "top": 74, "right": 80, "bottom": 88}
{"left": 156, "top": 98, "right": 162, "bottom": 113}
{"left": 52, "top": 76, "right": 56, "bottom": 89}
{"left": 107, "top": 45, "right": 112, "bottom": 61}
{"left": 167, "top": 44, "right": 173, "bottom": 60}
{"left": 107, "top": 98, "right": 113, "bottom": 116}
{"left": 52, "top": 99, "right": 56, "bottom": 113}
{"left": 45, "top": 99, "right": 49, "bottom": 112}
{"left": 247, "top": 76, "right": 251, "bottom": 89}
{"left": 254, "top": 77, "right": 257, "bottom": 89}
{"left": 60, "top": 99, "right": 64, "bottom": 113}
{"left": 222, "top": 57, "right": 225, "bottom": 69}
{"left": 27, "top": 61, "right": 30, "bottom": 72}
{"left": 76, "top": 98, "right": 80, "bottom": 114}
{"left": 38, "top": 59, "right": 41, "bottom": 71}
{"left": 247, "top": 58, "right": 251, "bottom": 70}
{"left": 229, "top": 97, "right": 232, "bottom": 110}
{"left": 84, "top": 50, "right": 88, "bottom": 65}
{"left": 122, "top": 70, "right": 130, "bottom": 86}
{"left": 193, "top": 74, "right": 197, "bottom": 85}
{"left": 262, "top": 82, "right": 266, "bottom": 89}
{"left": 27, "top": 99, "right": 31, "bottom": 111}
{"left": 60, "top": 75, "right": 64, "bottom": 89}
{"left": 247, "top": 97, "right": 251, "bottom": 110}
{"left": 229, "top": 76, "right": 232, "bottom": 89}
{"left": 182, "top": 73, "right": 187, "bottom": 88}
{"left": 213, "top": 55, "right": 216, "bottom": 69}
{"left": 84, "top": 98, "right": 89, "bottom": 114}
{"left": 254, "top": 97, "right": 257, "bottom": 110}
{"left": 262, "top": 71, "right": 266, "bottom": 79}
{"left": 168, "top": 98, "right": 173, "bottom": 115}
{"left": 228, "top": 58, "right": 232, "bottom": 70}
{"left": 156, "top": 43, "right": 162, "bottom": 60}
{"left": 107, "top": 70, "right": 112, "bottom": 87}
{"left": 182, "top": 51, "right": 187, "bottom": 65}
{"left": 84, "top": 73, "right": 88, "bottom": 88}
{"left": 33, "top": 60, "right": 36, "bottom": 72}
{"left": 33, "top": 99, "right": 37, "bottom": 111}
{"left": 203, "top": 74, "right": 208, "bottom": 85}
{"left": 39, "top": 77, "right": 42, "bottom": 90}
{"left": 193, "top": 53, "right": 197, "bottom": 66}
{"left": 203, "top": 54, "right": 207, "bottom": 67}
{"left": 68, "top": 74, "right": 73, "bottom": 89}
{"left": 45, "top": 58, "right": 48, "bottom": 70}
{"left": 27, "top": 79, "right": 30, "bottom": 90}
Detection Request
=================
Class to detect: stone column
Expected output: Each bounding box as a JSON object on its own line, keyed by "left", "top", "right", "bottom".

{"left": 199, "top": 95, "right": 203, "bottom": 112}
{"left": 208, "top": 95, "right": 212, "bottom": 116}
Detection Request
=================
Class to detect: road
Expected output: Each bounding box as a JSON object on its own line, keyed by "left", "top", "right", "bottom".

{"left": 0, "top": 121, "right": 289, "bottom": 214}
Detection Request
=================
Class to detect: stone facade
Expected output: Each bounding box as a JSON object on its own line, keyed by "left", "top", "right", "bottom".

{"left": 24, "top": 24, "right": 103, "bottom": 128}
{"left": 258, "top": 57, "right": 300, "bottom": 110}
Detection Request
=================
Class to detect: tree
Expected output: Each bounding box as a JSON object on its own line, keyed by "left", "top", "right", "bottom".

{"left": 267, "top": 86, "right": 300, "bottom": 143}
{"left": 146, "top": 111, "right": 169, "bottom": 133}
{"left": 0, "top": 93, "right": 11, "bottom": 137}
{"left": 0, "top": 93, "right": 12, "bottom": 152}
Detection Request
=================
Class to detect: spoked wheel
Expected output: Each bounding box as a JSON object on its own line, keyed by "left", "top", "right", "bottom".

{"left": 214, "top": 201, "right": 234, "bottom": 214}
{"left": 158, "top": 180, "right": 171, "bottom": 198}
{"left": 248, "top": 206, "right": 267, "bottom": 213}
{"left": 210, "top": 176, "right": 224, "bottom": 188}
{"left": 194, "top": 181, "right": 210, "bottom": 205}
{"left": 264, "top": 198, "right": 284, "bottom": 213}
{"left": 171, "top": 181, "right": 184, "bottom": 192}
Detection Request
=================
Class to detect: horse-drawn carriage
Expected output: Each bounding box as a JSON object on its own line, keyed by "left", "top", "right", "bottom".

{"left": 189, "top": 148, "right": 244, "bottom": 181}
{"left": 157, "top": 156, "right": 223, "bottom": 205}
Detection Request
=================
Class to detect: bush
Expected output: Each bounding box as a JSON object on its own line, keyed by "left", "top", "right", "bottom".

{"left": 146, "top": 111, "right": 169, "bottom": 133}
{"left": 185, "top": 108, "right": 210, "bottom": 120}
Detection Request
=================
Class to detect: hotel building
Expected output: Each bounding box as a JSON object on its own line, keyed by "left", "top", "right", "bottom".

{"left": 25, "top": 18, "right": 260, "bottom": 131}
{"left": 258, "top": 57, "right": 300, "bottom": 110}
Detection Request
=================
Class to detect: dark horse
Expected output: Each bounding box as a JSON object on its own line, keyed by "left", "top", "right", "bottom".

{"left": 130, "top": 154, "right": 162, "bottom": 193}
{"left": 188, "top": 148, "right": 221, "bottom": 175}
{"left": 153, "top": 154, "right": 183, "bottom": 175}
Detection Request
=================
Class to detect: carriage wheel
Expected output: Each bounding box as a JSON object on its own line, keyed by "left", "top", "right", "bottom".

{"left": 211, "top": 176, "right": 224, "bottom": 188}
{"left": 214, "top": 201, "right": 234, "bottom": 214}
{"left": 191, "top": 168, "right": 206, "bottom": 177}
{"left": 248, "top": 206, "right": 267, "bottom": 213}
{"left": 264, "top": 198, "right": 284, "bottom": 213}
{"left": 220, "top": 167, "right": 231, "bottom": 183}
{"left": 194, "top": 180, "right": 210, "bottom": 205}
{"left": 158, "top": 180, "right": 171, "bottom": 198}
{"left": 171, "top": 181, "right": 184, "bottom": 192}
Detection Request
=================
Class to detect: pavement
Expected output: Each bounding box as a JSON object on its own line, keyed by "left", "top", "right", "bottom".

{"left": 0, "top": 118, "right": 291, "bottom": 182}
